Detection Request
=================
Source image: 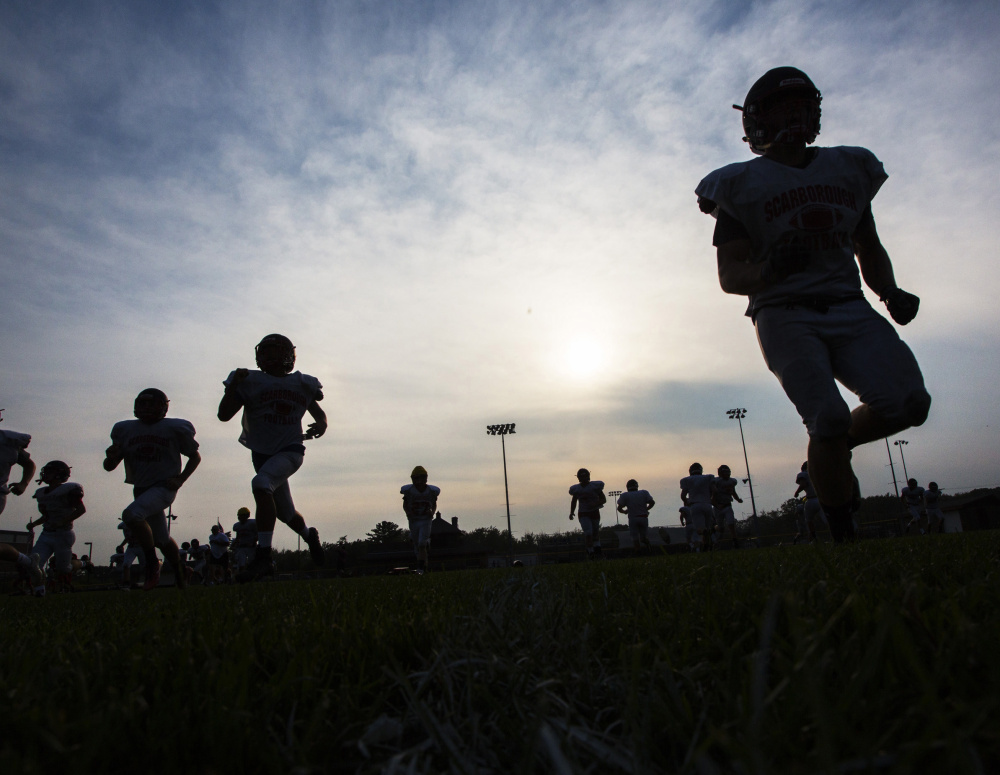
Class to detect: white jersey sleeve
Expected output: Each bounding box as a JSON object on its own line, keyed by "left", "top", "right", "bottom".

{"left": 33, "top": 482, "right": 84, "bottom": 529}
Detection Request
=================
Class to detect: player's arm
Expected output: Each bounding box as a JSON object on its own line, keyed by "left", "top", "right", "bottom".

{"left": 218, "top": 369, "right": 249, "bottom": 421}
{"left": 569, "top": 495, "right": 578, "bottom": 520}
{"left": 617, "top": 499, "right": 627, "bottom": 515}
{"left": 717, "top": 238, "right": 767, "bottom": 295}
{"left": 854, "top": 208, "right": 919, "bottom": 325}
{"left": 303, "top": 396, "right": 327, "bottom": 440}
{"left": 104, "top": 437, "right": 124, "bottom": 472}
{"left": 8, "top": 450, "right": 35, "bottom": 496}
{"left": 68, "top": 491, "right": 86, "bottom": 523}
{"left": 166, "top": 450, "right": 201, "bottom": 491}
{"left": 646, "top": 496, "right": 655, "bottom": 510}
{"left": 402, "top": 492, "right": 413, "bottom": 519}
{"left": 27, "top": 504, "right": 48, "bottom": 530}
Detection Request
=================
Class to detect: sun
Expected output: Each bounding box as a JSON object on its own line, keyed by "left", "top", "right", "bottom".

{"left": 562, "top": 337, "right": 606, "bottom": 380}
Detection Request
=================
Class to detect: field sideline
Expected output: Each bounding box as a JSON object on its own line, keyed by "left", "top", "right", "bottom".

{"left": 2, "top": 534, "right": 998, "bottom": 774}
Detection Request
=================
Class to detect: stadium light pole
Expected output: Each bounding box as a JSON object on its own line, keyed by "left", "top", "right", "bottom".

{"left": 894, "top": 439, "right": 910, "bottom": 482}
{"left": 726, "top": 408, "right": 759, "bottom": 535}
{"left": 85, "top": 541, "right": 93, "bottom": 563}
{"left": 487, "top": 423, "right": 516, "bottom": 565}
{"left": 608, "top": 491, "right": 623, "bottom": 525}
{"left": 885, "top": 439, "right": 900, "bottom": 498}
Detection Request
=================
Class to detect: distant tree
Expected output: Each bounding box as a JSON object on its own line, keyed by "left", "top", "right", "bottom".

{"left": 367, "top": 521, "right": 404, "bottom": 545}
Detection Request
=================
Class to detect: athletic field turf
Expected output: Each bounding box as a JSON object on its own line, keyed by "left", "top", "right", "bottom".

{"left": 2, "top": 533, "right": 998, "bottom": 773}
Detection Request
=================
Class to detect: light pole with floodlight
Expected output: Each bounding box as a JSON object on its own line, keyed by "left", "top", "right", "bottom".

{"left": 894, "top": 439, "right": 910, "bottom": 482}
{"left": 608, "top": 491, "right": 623, "bottom": 525}
{"left": 726, "top": 408, "right": 759, "bottom": 535}
{"left": 487, "top": 423, "right": 516, "bottom": 565}
{"left": 885, "top": 439, "right": 900, "bottom": 498}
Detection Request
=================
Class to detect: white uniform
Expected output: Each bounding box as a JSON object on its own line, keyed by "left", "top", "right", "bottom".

{"left": 0, "top": 429, "right": 31, "bottom": 514}
{"left": 31, "top": 482, "right": 84, "bottom": 574}
{"left": 696, "top": 147, "right": 929, "bottom": 440}
{"left": 224, "top": 369, "right": 322, "bottom": 521}
{"left": 795, "top": 470, "right": 827, "bottom": 530}
{"left": 901, "top": 485, "right": 925, "bottom": 524}
{"left": 401, "top": 483, "right": 440, "bottom": 551}
{"left": 569, "top": 480, "right": 605, "bottom": 538}
{"left": 679, "top": 506, "right": 696, "bottom": 548}
{"left": 923, "top": 488, "right": 944, "bottom": 526}
{"left": 617, "top": 489, "right": 655, "bottom": 543}
{"left": 680, "top": 474, "right": 715, "bottom": 531}
{"left": 110, "top": 417, "right": 199, "bottom": 542}
{"left": 713, "top": 477, "right": 741, "bottom": 526}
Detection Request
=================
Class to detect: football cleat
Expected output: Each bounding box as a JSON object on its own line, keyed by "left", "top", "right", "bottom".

{"left": 306, "top": 527, "right": 325, "bottom": 566}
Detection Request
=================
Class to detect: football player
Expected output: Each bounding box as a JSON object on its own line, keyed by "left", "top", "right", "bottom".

{"left": 680, "top": 463, "right": 715, "bottom": 552}
{"left": 218, "top": 334, "right": 327, "bottom": 582}
{"left": 679, "top": 505, "right": 696, "bottom": 551}
{"left": 26, "top": 461, "right": 86, "bottom": 596}
{"left": 0, "top": 411, "right": 43, "bottom": 591}
{"left": 923, "top": 481, "right": 944, "bottom": 533}
{"left": 104, "top": 388, "right": 201, "bottom": 590}
{"left": 900, "top": 478, "right": 926, "bottom": 534}
{"left": 232, "top": 506, "right": 257, "bottom": 571}
{"left": 712, "top": 465, "right": 744, "bottom": 547}
{"left": 616, "top": 479, "right": 656, "bottom": 555}
{"left": 568, "top": 468, "right": 607, "bottom": 559}
{"left": 401, "top": 465, "right": 440, "bottom": 572}
{"left": 793, "top": 462, "right": 825, "bottom": 542}
{"left": 696, "top": 67, "right": 930, "bottom": 543}
{"left": 207, "top": 524, "right": 231, "bottom": 585}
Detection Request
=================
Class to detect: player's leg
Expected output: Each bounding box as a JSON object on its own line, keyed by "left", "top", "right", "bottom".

{"left": 53, "top": 531, "right": 76, "bottom": 591}
{"left": 0, "top": 543, "right": 45, "bottom": 593}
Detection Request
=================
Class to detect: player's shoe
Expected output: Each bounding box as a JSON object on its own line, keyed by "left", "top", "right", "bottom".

{"left": 143, "top": 560, "right": 161, "bottom": 591}
{"left": 28, "top": 554, "right": 44, "bottom": 590}
{"left": 237, "top": 549, "right": 273, "bottom": 583}
{"left": 306, "top": 528, "right": 325, "bottom": 566}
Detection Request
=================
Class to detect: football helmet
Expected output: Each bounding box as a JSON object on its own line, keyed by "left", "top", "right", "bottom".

{"left": 718, "top": 465, "right": 731, "bottom": 478}
{"left": 735, "top": 67, "right": 821, "bottom": 155}
{"left": 928, "top": 482, "right": 939, "bottom": 491}
{"left": 626, "top": 479, "right": 638, "bottom": 490}
{"left": 255, "top": 334, "right": 296, "bottom": 374}
{"left": 689, "top": 463, "right": 703, "bottom": 475}
{"left": 411, "top": 465, "right": 428, "bottom": 479}
{"left": 134, "top": 389, "right": 169, "bottom": 423}
{"left": 907, "top": 478, "right": 918, "bottom": 488}
{"left": 37, "top": 460, "right": 71, "bottom": 484}
{"left": 237, "top": 507, "right": 251, "bottom": 519}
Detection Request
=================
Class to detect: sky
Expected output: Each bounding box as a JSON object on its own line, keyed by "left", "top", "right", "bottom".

{"left": 2, "top": 0, "right": 999, "bottom": 558}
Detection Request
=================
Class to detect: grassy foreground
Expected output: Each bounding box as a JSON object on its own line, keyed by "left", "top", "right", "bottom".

{"left": 2, "top": 534, "right": 999, "bottom": 774}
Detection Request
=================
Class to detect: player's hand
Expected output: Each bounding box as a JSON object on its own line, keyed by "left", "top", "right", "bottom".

{"left": 302, "top": 420, "right": 327, "bottom": 440}
{"left": 9, "top": 482, "right": 27, "bottom": 496}
{"left": 882, "top": 287, "right": 920, "bottom": 325}
{"left": 568, "top": 513, "right": 575, "bottom": 521}
{"left": 761, "top": 241, "right": 809, "bottom": 283}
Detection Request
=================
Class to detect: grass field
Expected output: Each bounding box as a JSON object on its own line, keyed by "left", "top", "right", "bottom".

{"left": 2, "top": 534, "right": 999, "bottom": 774}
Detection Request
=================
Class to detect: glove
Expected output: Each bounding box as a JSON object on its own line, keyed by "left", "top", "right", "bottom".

{"left": 760, "top": 241, "right": 809, "bottom": 284}
{"left": 881, "top": 287, "right": 919, "bottom": 325}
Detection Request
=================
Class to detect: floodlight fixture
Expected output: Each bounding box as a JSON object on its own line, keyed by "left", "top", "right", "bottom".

{"left": 487, "top": 423, "right": 516, "bottom": 436}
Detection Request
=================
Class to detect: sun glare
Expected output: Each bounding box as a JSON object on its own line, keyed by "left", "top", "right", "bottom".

{"left": 563, "top": 338, "right": 606, "bottom": 380}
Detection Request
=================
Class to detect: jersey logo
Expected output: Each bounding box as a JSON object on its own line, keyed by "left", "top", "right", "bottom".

{"left": 789, "top": 204, "right": 844, "bottom": 231}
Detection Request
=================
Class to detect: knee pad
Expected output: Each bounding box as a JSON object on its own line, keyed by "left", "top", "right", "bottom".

{"left": 904, "top": 389, "right": 931, "bottom": 427}
{"left": 812, "top": 401, "right": 852, "bottom": 439}
{"left": 251, "top": 473, "right": 276, "bottom": 493}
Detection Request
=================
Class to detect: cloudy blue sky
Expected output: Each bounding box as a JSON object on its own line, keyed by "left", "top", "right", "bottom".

{"left": 2, "top": 0, "right": 998, "bottom": 557}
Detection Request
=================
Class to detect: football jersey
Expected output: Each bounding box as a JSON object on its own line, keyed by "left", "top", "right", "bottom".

{"left": 110, "top": 418, "right": 199, "bottom": 488}
{"left": 0, "top": 429, "right": 31, "bottom": 490}
{"left": 713, "top": 477, "right": 740, "bottom": 506}
{"left": 569, "top": 480, "right": 605, "bottom": 513}
{"left": 224, "top": 370, "right": 322, "bottom": 455}
{"left": 617, "top": 489, "right": 654, "bottom": 517}
{"left": 901, "top": 485, "right": 925, "bottom": 506}
{"left": 696, "top": 146, "right": 887, "bottom": 317}
{"left": 33, "top": 482, "right": 84, "bottom": 530}
{"left": 209, "top": 531, "right": 231, "bottom": 558}
{"left": 796, "top": 471, "right": 818, "bottom": 499}
{"left": 923, "top": 489, "right": 941, "bottom": 508}
{"left": 232, "top": 518, "right": 258, "bottom": 548}
{"left": 401, "top": 483, "right": 440, "bottom": 520}
{"left": 680, "top": 474, "right": 715, "bottom": 504}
